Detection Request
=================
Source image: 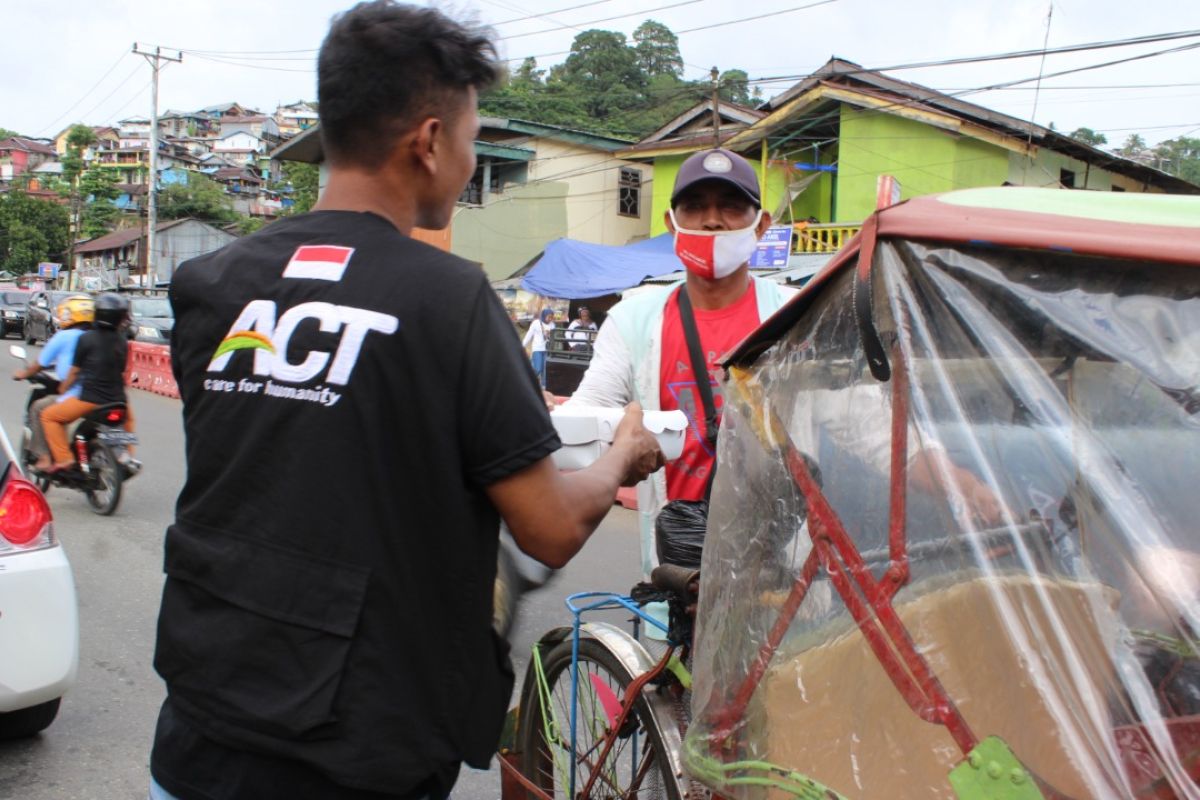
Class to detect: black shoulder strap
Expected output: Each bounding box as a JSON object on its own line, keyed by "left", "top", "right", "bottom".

{"left": 676, "top": 286, "right": 719, "bottom": 451}
{"left": 677, "top": 287, "right": 720, "bottom": 501}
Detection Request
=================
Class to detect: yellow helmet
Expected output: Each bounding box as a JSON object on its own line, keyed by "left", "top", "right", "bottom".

{"left": 56, "top": 295, "right": 95, "bottom": 329}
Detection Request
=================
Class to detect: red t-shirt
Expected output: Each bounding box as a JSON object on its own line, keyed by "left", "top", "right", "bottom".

{"left": 659, "top": 282, "right": 760, "bottom": 501}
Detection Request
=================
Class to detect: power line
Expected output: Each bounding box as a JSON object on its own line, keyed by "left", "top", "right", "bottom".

{"left": 491, "top": 0, "right": 614, "bottom": 26}
{"left": 183, "top": 52, "right": 315, "bottom": 73}
{"left": 498, "top": 0, "right": 704, "bottom": 41}
{"left": 35, "top": 50, "right": 132, "bottom": 136}
{"left": 503, "top": 0, "right": 840, "bottom": 61}
{"left": 738, "top": 28, "right": 1200, "bottom": 89}
{"left": 75, "top": 62, "right": 148, "bottom": 126}
{"left": 674, "top": 0, "right": 836, "bottom": 35}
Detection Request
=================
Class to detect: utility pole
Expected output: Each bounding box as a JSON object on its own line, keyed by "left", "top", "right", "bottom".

{"left": 710, "top": 66, "right": 721, "bottom": 149}
{"left": 132, "top": 44, "right": 181, "bottom": 289}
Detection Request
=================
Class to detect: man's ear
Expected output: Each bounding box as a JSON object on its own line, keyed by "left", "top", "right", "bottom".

{"left": 409, "top": 116, "right": 442, "bottom": 177}
{"left": 756, "top": 209, "right": 773, "bottom": 238}
{"left": 664, "top": 208, "right": 676, "bottom": 234}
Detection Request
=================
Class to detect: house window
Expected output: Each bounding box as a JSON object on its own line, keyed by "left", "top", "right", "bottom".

{"left": 1060, "top": 168, "right": 1076, "bottom": 189}
{"left": 618, "top": 167, "right": 641, "bottom": 218}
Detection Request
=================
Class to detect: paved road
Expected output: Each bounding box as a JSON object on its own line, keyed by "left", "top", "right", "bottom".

{"left": 0, "top": 347, "right": 644, "bottom": 799}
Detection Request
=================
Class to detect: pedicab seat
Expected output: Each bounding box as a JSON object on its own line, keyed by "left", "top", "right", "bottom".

{"left": 760, "top": 573, "right": 1122, "bottom": 799}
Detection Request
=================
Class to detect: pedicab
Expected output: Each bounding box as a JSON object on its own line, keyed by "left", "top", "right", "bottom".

{"left": 688, "top": 186, "right": 1200, "bottom": 799}
{"left": 504, "top": 186, "right": 1200, "bottom": 800}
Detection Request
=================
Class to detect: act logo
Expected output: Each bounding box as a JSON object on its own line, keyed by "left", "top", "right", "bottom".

{"left": 208, "top": 300, "right": 398, "bottom": 385}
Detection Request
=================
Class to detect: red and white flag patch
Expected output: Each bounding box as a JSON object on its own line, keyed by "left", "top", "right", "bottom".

{"left": 282, "top": 245, "right": 356, "bottom": 281}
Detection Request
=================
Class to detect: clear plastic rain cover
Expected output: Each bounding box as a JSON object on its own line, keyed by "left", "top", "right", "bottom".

{"left": 686, "top": 240, "right": 1200, "bottom": 799}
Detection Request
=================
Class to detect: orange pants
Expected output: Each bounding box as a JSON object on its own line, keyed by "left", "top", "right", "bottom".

{"left": 42, "top": 398, "right": 136, "bottom": 465}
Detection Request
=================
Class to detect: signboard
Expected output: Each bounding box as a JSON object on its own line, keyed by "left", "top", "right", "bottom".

{"left": 37, "top": 262, "right": 61, "bottom": 279}
{"left": 750, "top": 226, "right": 792, "bottom": 268}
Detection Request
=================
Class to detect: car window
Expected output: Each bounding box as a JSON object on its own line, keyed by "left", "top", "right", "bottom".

{"left": 131, "top": 298, "right": 173, "bottom": 318}
{"left": 3, "top": 292, "right": 29, "bottom": 305}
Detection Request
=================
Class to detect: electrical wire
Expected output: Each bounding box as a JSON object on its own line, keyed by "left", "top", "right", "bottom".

{"left": 503, "top": 0, "right": 840, "bottom": 61}
{"left": 74, "top": 62, "right": 148, "bottom": 128}
{"left": 674, "top": 0, "right": 836, "bottom": 35}
{"left": 497, "top": 0, "right": 703, "bottom": 41}
{"left": 35, "top": 51, "right": 132, "bottom": 136}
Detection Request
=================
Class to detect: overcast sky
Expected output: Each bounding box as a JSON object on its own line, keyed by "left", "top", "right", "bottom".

{"left": 6, "top": 0, "right": 1199, "bottom": 148}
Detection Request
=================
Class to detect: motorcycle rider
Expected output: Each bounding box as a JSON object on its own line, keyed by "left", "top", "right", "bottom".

{"left": 11, "top": 294, "right": 94, "bottom": 472}
{"left": 42, "top": 293, "right": 137, "bottom": 473}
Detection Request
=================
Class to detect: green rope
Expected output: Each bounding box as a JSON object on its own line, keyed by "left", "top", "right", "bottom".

{"left": 530, "top": 643, "right": 571, "bottom": 783}
{"left": 682, "top": 736, "right": 849, "bottom": 799}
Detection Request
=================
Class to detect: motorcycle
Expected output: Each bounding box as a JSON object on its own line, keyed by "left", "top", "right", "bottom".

{"left": 10, "top": 345, "right": 138, "bottom": 516}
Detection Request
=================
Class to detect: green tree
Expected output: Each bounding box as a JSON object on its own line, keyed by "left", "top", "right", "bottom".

{"left": 0, "top": 127, "right": 21, "bottom": 140}
{"left": 554, "top": 30, "right": 646, "bottom": 119}
{"left": 79, "top": 166, "right": 122, "bottom": 238}
{"left": 157, "top": 172, "right": 237, "bottom": 224}
{"left": 719, "top": 69, "right": 751, "bottom": 106}
{"left": 633, "top": 20, "right": 683, "bottom": 78}
{"left": 513, "top": 57, "right": 545, "bottom": 88}
{"left": 1068, "top": 127, "right": 1107, "bottom": 146}
{"left": 1152, "top": 136, "right": 1200, "bottom": 184}
{"left": 0, "top": 191, "right": 70, "bottom": 274}
{"left": 236, "top": 215, "right": 266, "bottom": 236}
{"left": 1119, "top": 133, "right": 1147, "bottom": 158}
{"left": 280, "top": 162, "right": 319, "bottom": 215}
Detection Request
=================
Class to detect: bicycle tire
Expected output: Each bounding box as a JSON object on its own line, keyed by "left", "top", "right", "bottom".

{"left": 517, "top": 637, "right": 682, "bottom": 800}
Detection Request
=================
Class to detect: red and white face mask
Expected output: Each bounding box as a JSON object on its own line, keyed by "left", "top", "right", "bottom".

{"left": 670, "top": 209, "right": 763, "bottom": 280}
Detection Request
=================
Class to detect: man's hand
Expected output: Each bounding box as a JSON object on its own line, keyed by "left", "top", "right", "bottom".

{"left": 957, "top": 468, "right": 1004, "bottom": 527}
{"left": 611, "top": 402, "right": 666, "bottom": 486}
{"left": 11, "top": 369, "right": 24, "bottom": 381}
{"left": 542, "top": 390, "right": 557, "bottom": 411}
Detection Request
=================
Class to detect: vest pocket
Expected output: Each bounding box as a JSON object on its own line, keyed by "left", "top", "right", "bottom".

{"left": 155, "top": 524, "right": 370, "bottom": 739}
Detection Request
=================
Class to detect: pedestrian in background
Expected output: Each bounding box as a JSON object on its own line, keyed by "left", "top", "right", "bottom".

{"left": 523, "top": 307, "right": 555, "bottom": 385}
{"left": 567, "top": 306, "right": 597, "bottom": 351}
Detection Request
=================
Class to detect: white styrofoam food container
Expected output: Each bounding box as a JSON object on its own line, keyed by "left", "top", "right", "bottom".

{"left": 550, "top": 405, "right": 688, "bottom": 471}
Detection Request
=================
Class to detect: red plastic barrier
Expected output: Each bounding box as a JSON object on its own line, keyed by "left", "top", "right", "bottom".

{"left": 126, "top": 342, "right": 179, "bottom": 399}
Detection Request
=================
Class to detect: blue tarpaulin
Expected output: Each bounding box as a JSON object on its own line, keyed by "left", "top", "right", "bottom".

{"left": 520, "top": 233, "right": 680, "bottom": 299}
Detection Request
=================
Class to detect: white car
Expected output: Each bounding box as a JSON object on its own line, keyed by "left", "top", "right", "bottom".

{"left": 0, "top": 426, "right": 77, "bottom": 739}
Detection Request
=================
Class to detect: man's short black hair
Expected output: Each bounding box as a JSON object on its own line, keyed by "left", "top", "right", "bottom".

{"left": 318, "top": 1, "right": 498, "bottom": 166}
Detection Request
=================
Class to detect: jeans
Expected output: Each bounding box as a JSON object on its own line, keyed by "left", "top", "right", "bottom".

{"left": 530, "top": 350, "right": 547, "bottom": 386}
{"left": 148, "top": 777, "right": 179, "bottom": 800}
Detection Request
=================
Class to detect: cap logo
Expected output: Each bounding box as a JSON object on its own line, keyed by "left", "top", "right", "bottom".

{"left": 702, "top": 152, "right": 733, "bottom": 174}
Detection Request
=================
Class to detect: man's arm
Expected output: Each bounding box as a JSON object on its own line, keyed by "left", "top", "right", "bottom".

{"left": 487, "top": 403, "right": 663, "bottom": 568}
{"left": 563, "top": 320, "right": 635, "bottom": 408}
{"left": 12, "top": 334, "right": 60, "bottom": 381}
{"left": 58, "top": 365, "right": 81, "bottom": 395}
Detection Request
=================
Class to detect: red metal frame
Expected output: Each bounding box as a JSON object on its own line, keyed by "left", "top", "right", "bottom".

{"left": 710, "top": 345, "right": 979, "bottom": 758}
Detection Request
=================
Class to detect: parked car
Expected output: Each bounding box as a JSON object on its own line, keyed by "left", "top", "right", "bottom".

{"left": 24, "top": 290, "right": 84, "bottom": 345}
{"left": 0, "top": 290, "right": 31, "bottom": 339}
{"left": 0, "top": 421, "right": 77, "bottom": 739}
{"left": 127, "top": 295, "right": 174, "bottom": 344}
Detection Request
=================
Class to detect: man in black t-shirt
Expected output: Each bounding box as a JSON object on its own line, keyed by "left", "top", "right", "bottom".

{"left": 149, "top": 4, "right": 663, "bottom": 800}
{"left": 43, "top": 293, "right": 134, "bottom": 470}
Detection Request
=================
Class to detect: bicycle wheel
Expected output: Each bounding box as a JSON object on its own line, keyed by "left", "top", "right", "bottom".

{"left": 517, "top": 637, "right": 681, "bottom": 800}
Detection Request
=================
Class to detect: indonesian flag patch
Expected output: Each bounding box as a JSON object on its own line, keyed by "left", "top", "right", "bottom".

{"left": 282, "top": 245, "right": 356, "bottom": 282}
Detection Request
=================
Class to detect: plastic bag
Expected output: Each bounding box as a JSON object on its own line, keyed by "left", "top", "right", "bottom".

{"left": 655, "top": 499, "right": 707, "bottom": 568}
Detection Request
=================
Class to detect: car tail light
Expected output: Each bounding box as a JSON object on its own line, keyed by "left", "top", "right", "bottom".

{"left": 0, "top": 466, "right": 54, "bottom": 548}
{"left": 105, "top": 409, "right": 126, "bottom": 424}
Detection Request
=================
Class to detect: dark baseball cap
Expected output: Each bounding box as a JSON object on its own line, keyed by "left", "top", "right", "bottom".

{"left": 671, "top": 148, "right": 761, "bottom": 208}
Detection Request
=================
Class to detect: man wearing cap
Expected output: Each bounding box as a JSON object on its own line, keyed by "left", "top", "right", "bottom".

{"left": 565, "top": 148, "right": 796, "bottom": 575}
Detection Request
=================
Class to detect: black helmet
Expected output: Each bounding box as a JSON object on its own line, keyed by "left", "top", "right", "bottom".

{"left": 94, "top": 293, "right": 130, "bottom": 330}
